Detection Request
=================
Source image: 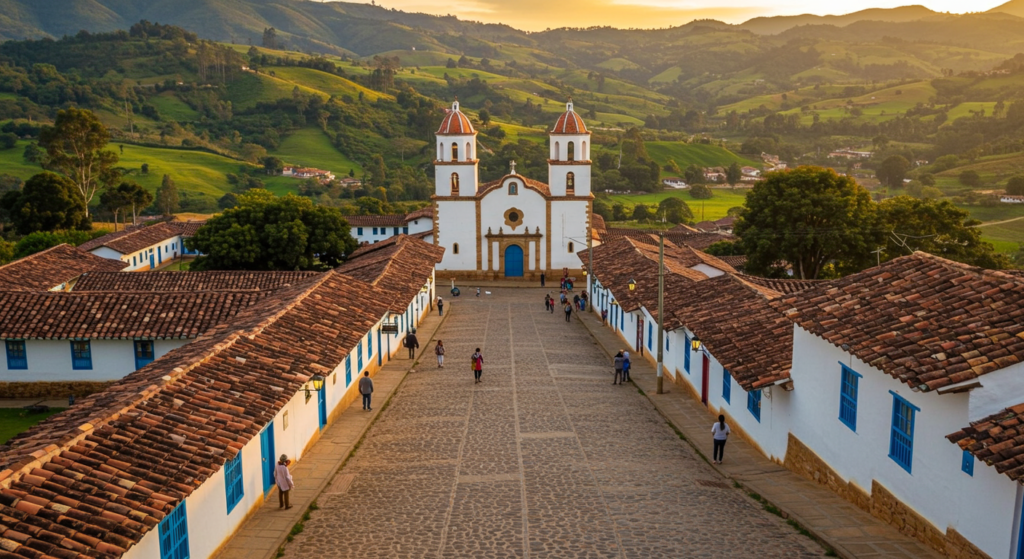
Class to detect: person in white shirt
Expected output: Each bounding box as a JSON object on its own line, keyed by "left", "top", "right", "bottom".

{"left": 712, "top": 415, "right": 730, "bottom": 464}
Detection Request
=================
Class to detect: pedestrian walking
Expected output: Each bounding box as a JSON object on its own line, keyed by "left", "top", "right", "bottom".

{"left": 359, "top": 371, "right": 373, "bottom": 411}
{"left": 544, "top": 294, "right": 551, "bottom": 312}
{"left": 712, "top": 415, "right": 731, "bottom": 464}
{"left": 601, "top": 309, "right": 608, "bottom": 324}
{"left": 435, "top": 340, "right": 445, "bottom": 368}
{"left": 476, "top": 287, "right": 481, "bottom": 297}
{"left": 274, "top": 455, "right": 294, "bottom": 510}
{"left": 404, "top": 329, "right": 419, "bottom": 359}
{"left": 581, "top": 291, "right": 588, "bottom": 310}
{"left": 622, "top": 352, "right": 632, "bottom": 382}
{"left": 541, "top": 272, "right": 546, "bottom": 287}
{"left": 437, "top": 297, "right": 444, "bottom": 316}
{"left": 573, "top": 294, "right": 581, "bottom": 311}
{"left": 613, "top": 351, "right": 624, "bottom": 385}
{"left": 564, "top": 302, "right": 572, "bottom": 322}
{"left": 471, "top": 348, "right": 483, "bottom": 383}
{"left": 560, "top": 292, "right": 567, "bottom": 305}
{"left": 549, "top": 294, "right": 555, "bottom": 313}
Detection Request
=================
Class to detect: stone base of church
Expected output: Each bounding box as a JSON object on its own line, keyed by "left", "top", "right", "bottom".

{"left": 436, "top": 268, "right": 586, "bottom": 284}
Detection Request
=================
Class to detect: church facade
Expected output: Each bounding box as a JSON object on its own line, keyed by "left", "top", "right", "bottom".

{"left": 432, "top": 100, "right": 593, "bottom": 279}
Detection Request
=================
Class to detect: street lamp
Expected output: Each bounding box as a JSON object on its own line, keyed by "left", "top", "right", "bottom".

{"left": 691, "top": 336, "right": 702, "bottom": 352}
{"left": 304, "top": 373, "right": 326, "bottom": 398}
{"left": 628, "top": 278, "right": 636, "bottom": 291}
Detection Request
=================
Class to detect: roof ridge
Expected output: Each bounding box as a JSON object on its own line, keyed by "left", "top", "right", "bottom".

{"left": 0, "top": 242, "right": 70, "bottom": 272}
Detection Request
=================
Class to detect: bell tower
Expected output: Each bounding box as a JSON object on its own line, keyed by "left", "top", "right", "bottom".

{"left": 434, "top": 100, "right": 478, "bottom": 197}
{"left": 548, "top": 100, "right": 591, "bottom": 197}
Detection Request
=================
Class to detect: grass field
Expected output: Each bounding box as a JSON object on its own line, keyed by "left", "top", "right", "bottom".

{"left": 147, "top": 92, "right": 200, "bottom": 121}
{"left": 604, "top": 189, "right": 748, "bottom": 222}
{"left": 0, "top": 141, "right": 43, "bottom": 178}
{"left": 936, "top": 152, "right": 1024, "bottom": 188}
{"left": 644, "top": 143, "right": 759, "bottom": 177}
{"left": 0, "top": 408, "right": 65, "bottom": 445}
{"left": 271, "top": 128, "right": 364, "bottom": 175}
{"left": 978, "top": 216, "right": 1024, "bottom": 253}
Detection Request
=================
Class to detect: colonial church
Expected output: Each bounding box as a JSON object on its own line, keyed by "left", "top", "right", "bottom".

{"left": 432, "top": 100, "right": 593, "bottom": 279}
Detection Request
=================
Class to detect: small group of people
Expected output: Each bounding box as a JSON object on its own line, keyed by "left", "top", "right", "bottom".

{"left": 560, "top": 277, "right": 574, "bottom": 291}
{"left": 612, "top": 350, "right": 632, "bottom": 385}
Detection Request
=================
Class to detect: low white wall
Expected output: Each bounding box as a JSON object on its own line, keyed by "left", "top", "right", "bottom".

{"left": 1, "top": 339, "right": 188, "bottom": 381}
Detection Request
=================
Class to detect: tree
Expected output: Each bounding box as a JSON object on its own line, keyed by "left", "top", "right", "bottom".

{"left": 959, "top": 169, "right": 982, "bottom": 188}
{"left": 1006, "top": 175, "right": 1024, "bottom": 196}
{"left": 918, "top": 173, "right": 936, "bottom": 187}
{"left": 262, "top": 156, "right": 285, "bottom": 175}
{"left": 0, "top": 172, "right": 90, "bottom": 235}
{"left": 875, "top": 155, "right": 910, "bottom": 189}
{"left": 611, "top": 203, "right": 628, "bottom": 221}
{"left": 155, "top": 174, "right": 180, "bottom": 215}
{"left": 631, "top": 204, "right": 653, "bottom": 222}
{"left": 734, "top": 166, "right": 880, "bottom": 279}
{"left": 725, "top": 162, "right": 742, "bottom": 187}
{"left": 187, "top": 190, "right": 357, "bottom": 271}
{"left": 0, "top": 240, "right": 13, "bottom": 265}
{"left": 877, "top": 196, "right": 1009, "bottom": 269}
{"left": 658, "top": 196, "right": 694, "bottom": 224}
{"left": 14, "top": 230, "right": 97, "bottom": 258}
{"left": 100, "top": 186, "right": 132, "bottom": 230}
{"left": 262, "top": 27, "right": 279, "bottom": 50}
{"left": 592, "top": 198, "right": 612, "bottom": 221}
{"left": 38, "top": 108, "right": 119, "bottom": 216}
{"left": 705, "top": 240, "right": 742, "bottom": 256}
{"left": 690, "top": 184, "right": 713, "bottom": 199}
{"left": 116, "top": 181, "right": 153, "bottom": 224}
{"left": 446, "top": 58, "right": 457, "bottom": 69}
{"left": 141, "top": 163, "right": 149, "bottom": 175}
{"left": 0, "top": 133, "right": 17, "bottom": 150}
{"left": 683, "top": 164, "right": 704, "bottom": 185}
{"left": 726, "top": 206, "right": 744, "bottom": 217}
{"left": 218, "top": 192, "right": 239, "bottom": 210}
{"left": 665, "top": 159, "right": 682, "bottom": 176}
{"left": 367, "top": 154, "right": 387, "bottom": 187}
{"left": 23, "top": 143, "right": 44, "bottom": 165}
{"left": 354, "top": 196, "right": 389, "bottom": 215}
{"left": 478, "top": 109, "right": 491, "bottom": 125}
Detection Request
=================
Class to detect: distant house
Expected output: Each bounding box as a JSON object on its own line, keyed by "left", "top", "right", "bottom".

{"left": 0, "top": 244, "right": 127, "bottom": 292}
{"left": 761, "top": 152, "right": 780, "bottom": 165}
{"left": 741, "top": 166, "right": 760, "bottom": 177}
{"left": 339, "top": 177, "right": 362, "bottom": 188}
{"left": 1001, "top": 195, "right": 1024, "bottom": 203}
{"left": 828, "top": 148, "right": 873, "bottom": 159}
{"left": 348, "top": 207, "right": 434, "bottom": 246}
{"left": 78, "top": 220, "right": 205, "bottom": 270}
{"left": 283, "top": 166, "right": 335, "bottom": 181}
{"left": 662, "top": 177, "right": 688, "bottom": 189}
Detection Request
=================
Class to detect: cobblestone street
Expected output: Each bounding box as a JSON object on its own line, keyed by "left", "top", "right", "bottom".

{"left": 286, "top": 288, "right": 825, "bottom": 558}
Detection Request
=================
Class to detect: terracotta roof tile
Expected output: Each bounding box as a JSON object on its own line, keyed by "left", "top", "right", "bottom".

{"left": 0, "top": 238, "right": 445, "bottom": 559}
{"left": 774, "top": 252, "right": 1024, "bottom": 391}
{"left": 551, "top": 102, "right": 589, "bottom": 134}
{"left": 403, "top": 207, "right": 434, "bottom": 222}
{"left": 344, "top": 215, "right": 406, "bottom": 227}
{"left": 948, "top": 404, "right": 1024, "bottom": 482}
{"left": 585, "top": 237, "right": 707, "bottom": 314}
{"left": 336, "top": 237, "right": 445, "bottom": 313}
{"left": 476, "top": 176, "right": 552, "bottom": 197}
{"left": 736, "top": 274, "right": 823, "bottom": 294}
{"left": 73, "top": 271, "right": 321, "bottom": 292}
{"left": 78, "top": 223, "right": 183, "bottom": 255}
{"left": 0, "top": 245, "right": 127, "bottom": 291}
{"left": 436, "top": 102, "right": 474, "bottom": 135}
{"left": 603, "top": 228, "right": 737, "bottom": 251}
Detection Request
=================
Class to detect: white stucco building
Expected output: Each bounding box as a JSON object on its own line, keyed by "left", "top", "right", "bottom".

{"left": 432, "top": 100, "right": 592, "bottom": 279}
{"left": 348, "top": 208, "right": 434, "bottom": 246}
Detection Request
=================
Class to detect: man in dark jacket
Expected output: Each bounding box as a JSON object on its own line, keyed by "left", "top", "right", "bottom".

{"left": 359, "top": 371, "right": 374, "bottom": 411}
{"left": 404, "top": 329, "right": 419, "bottom": 359}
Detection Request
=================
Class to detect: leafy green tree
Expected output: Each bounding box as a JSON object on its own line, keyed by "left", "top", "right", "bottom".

{"left": 918, "top": 173, "right": 935, "bottom": 187}
{"left": 665, "top": 159, "right": 682, "bottom": 176}
{"left": 878, "top": 196, "right": 1008, "bottom": 269}
{"left": 478, "top": 109, "right": 491, "bottom": 125}
{"left": 875, "top": 155, "right": 910, "bottom": 189}
{"left": 23, "top": 143, "right": 44, "bottom": 165}
{"left": 187, "top": 190, "right": 357, "bottom": 271}
{"left": 218, "top": 192, "right": 239, "bottom": 209}
{"left": 367, "top": 154, "right": 387, "bottom": 187}
{"left": 262, "top": 157, "right": 285, "bottom": 175}
{"left": 38, "top": 108, "right": 119, "bottom": 217}
{"left": 1006, "top": 175, "right": 1024, "bottom": 196}
{"left": 683, "top": 164, "right": 704, "bottom": 185}
{"left": 734, "top": 166, "right": 880, "bottom": 279}
{"left": 354, "top": 196, "right": 390, "bottom": 215}
{"left": 13, "top": 230, "right": 99, "bottom": 258}
{"left": 0, "top": 239, "right": 13, "bottom": 265}
{"left": 611, "top": 203, "right": 628, "bottom": 221}
{"left": 100, "top": 186, "right": 132, "bottom": 229}
{"left": 726, "top": 206, "right": 744, "bottom": 217}
{"left": 631, "top": 204, "right": 653, "bottom": 222}
{"left": 592, "top": 198, "right": 612, "bottom": 221}
{"left": 726, "top": 162, "right": 742, "bottom": 186}
{"left": 1, "top": 172, "right": 90, "bottom": 235}
{"left": 690, "top": 184, "right": 713, "bottom": 199}
{"left": 959, "top": 169, "right": 982, "bottom": 188}
{"left": 658, "top": 196, "right": 694, "bottom": 224}
{"left": 119, "top": 181, "right": 153, "bottom": 224}
{"left": 156, "top": 174, "right": 180, "bottom": 215}
{"left": 705, "top": 240, "right": 742, "bottom": 256}
{"left": 0, "top": 133, "right": 17, "bottom": 149}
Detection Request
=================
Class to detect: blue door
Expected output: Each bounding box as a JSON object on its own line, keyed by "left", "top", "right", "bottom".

{"left": 158, "top": 249, "right": 163, "bottom": 265}
{"left": 260, "top": 422, "right": 275, "bottom": 494}
{"left": 504, "top": 245, "right": 524, "bottom": 277}
{"left": 149, "top": 254, "right": 155, "bottom": 269}
{"left": 317, "top": 386, "right": 326, "bottom": 430}
{"left": 377, "top": 330, "right": 382, "bottom": 366}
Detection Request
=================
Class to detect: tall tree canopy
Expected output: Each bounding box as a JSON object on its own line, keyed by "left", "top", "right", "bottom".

{"left": 156, "top": 174, "right": 180, "bottom": 215}
{"left": 734, "top": 166, "right": 879, "bottom": 279}
{"left": 186, "top": 190, "right": 357, "bottom": 271}
{"left": 38, "top": 108, "right": 119, "bottom": 216}
{"left": 0, "top": 172, "right": 90, "bottom": 235}
{"left": 877, "top": 196, "right": 1009, "bottom": 269}
{"left": 875, "top": 155, "right": 910, "bottom": 189}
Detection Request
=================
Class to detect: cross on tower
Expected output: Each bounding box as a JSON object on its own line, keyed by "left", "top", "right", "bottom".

{"left": 509, "top": 160, "right": 517, "bottom": 175}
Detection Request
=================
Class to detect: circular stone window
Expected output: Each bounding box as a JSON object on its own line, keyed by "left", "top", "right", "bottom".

{"left": 504, "top": 207, "right": 525, "bottom": 230}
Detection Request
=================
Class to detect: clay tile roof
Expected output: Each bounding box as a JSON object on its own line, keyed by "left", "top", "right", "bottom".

{"left": 167, "top": 220, "right": 205, "bottom": 237}
{"left": 0, "top": 268, "right": 402, "bottom": 559}
{"left": 603, "top": 228, "right": 737, "bottom": 251}
{"left": 585, "top": 237, "right": 707, "bottom": 314}
{"left": 948, "top": 403, "right": 1024, "bottom": 482}
{"left": 78, "top": 222, "right": 183, "bottom": 255}
{"left": 665, "top": 274, "right": 792, "bottom": 390}
{"left": 336, "top": 236, "right": 445, "bottom": 312}
{"left": 591, "top": 214, "right": 607, "bottom": 233}
{"left": 73, "top": 270, "right": 321, "bottom": 292}
{"left": 403, "top": 207, "right": 434, "bottom": 222}
{"left": 0, "top": 244, "right": 128, "bottom": 291}
{"left": 736, "top": 273, "right": 823, "bottom": 294}
{"left": 0, "top": 289, "right": 275, "bottom": 340}
{"left": 477, "top": 176, "right": 552, "bottom": 197}
{"left": 436, "top": 101, "right": 475, "bottom": 135}
{"left": 773, "top": 252, "right": 1024, "bottom": 392}
{"left": 344, "top": 214, "right": 407, "bottom": 227}
{"left": 719, "top": 255, "right": 748, "bottom": 269}
{"left": 551, "top": 100, "right": 589, "bottom": 134}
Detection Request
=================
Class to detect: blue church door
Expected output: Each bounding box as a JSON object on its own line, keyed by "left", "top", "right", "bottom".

{"left": 504, "top": 245, "right": 524, "bottom": 277}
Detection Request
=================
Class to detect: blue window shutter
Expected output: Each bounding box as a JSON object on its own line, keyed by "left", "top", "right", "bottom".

{"left": 372, "top": 227, "right": 377, "bottom": 235}
{"left": 722, "top": 369, "right": 731, "bottom": 404}
{"left": 357, "top": 340, "right": 363, "bottom": 371}
{"left": 403, "top": 227, "right": 409, "bottom": 234}
{"left": 666, "top": 334, "right": 669, "bottom": 351}
{"left": 647, "top": 323, "right": 652, "bottom": 350}
{"left": 225, "top": 452, "right": 244, "bottom": 513}
{"left": 394, "top": 227, "right": 399, "bottom": 235}
{"left": 838, "top": 363, "right": 861, "bottom": 432}
{"left": 71, "top": 340, "right": 92, "bottom": 370}
{"left": 888, "top": 392, "right": 919, "bottom": 473}
{"left": 684, "top": 334, "right": 691, "bottom": 373}
{"left": 961, "top": 449, "right": 974, "bottom": 476}
{"left": 345, "top": 356, "right": 352, "bottom": 385}
{"left": 6, "top": 340, "right": 27, "bottom": 370}
{"left": 159, "top": 503, "right": 189, "bottom": 559}
{"left": 357, "top": 227, "right": 363, "bottom": 235}
{"left": 368, "top": 331, "right": 373, "bottom": 356}
{"left": 747, "top": 389, "right": 762, "bottom": 422}
{"left": 134, "top": 340, "right": 155, "bottom": 370}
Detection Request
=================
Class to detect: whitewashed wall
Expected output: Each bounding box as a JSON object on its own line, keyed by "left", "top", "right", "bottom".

{"left": 89, "top": 236, "right": 184, "bottom": 270}
{"left": 788, "top": 327, "right": 1018, "bottom": 559}
{"left": 1, "top": 338, "right": 188, "bottom": 381}
{"left": 549, "top": 200, "right": 589, "bottom": 271}
{"left": 436, "top": 200, "right": 478, "bottom": 271}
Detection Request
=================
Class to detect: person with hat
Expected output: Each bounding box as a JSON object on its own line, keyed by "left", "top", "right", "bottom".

{"left": 275, "top": 454, "right": 295, "bottom": 510}
{"left": 404, "top": 328, "right": 419, "bottom": 359}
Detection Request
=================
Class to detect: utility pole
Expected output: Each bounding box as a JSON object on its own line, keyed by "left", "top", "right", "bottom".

{"left": 587, "top": 226, "right": 594, "bottom": 312}
{"left": 656, "top": 232, "right": 665, "bottom": 395}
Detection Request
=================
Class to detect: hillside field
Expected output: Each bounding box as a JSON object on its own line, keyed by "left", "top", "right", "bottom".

{"left": 643, "top": 143, "right": 760, "bottom": 177}
{"left": 603, "top": 189, "right": 748, "bottom": 222}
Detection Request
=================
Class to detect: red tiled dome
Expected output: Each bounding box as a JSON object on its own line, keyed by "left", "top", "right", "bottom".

{"left": 436, "top": 101, "right": 475, "bottom": 135}
{"left": 551, "top": 100, "right": 589, "bottom": 134}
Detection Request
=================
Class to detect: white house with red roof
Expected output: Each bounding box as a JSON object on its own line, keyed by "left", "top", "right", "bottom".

{"left": 432, "top": 100, "right": 592, "bottom": 279}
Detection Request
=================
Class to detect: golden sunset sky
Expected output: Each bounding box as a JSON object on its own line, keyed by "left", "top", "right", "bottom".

{"left": 353, "top": 0, "right": 1005, "bottom": 30}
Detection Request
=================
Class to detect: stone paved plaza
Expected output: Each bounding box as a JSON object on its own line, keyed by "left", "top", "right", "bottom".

{"left": 286, "top": 288, "right": 825, "bottom": 558}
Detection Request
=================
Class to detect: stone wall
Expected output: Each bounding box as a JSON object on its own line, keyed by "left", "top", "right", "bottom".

{"left": 783, "top": 433, "right": 991, "bottom": 559}
{"left": 0, "top": 381, "right": 115, "bottom": 399}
